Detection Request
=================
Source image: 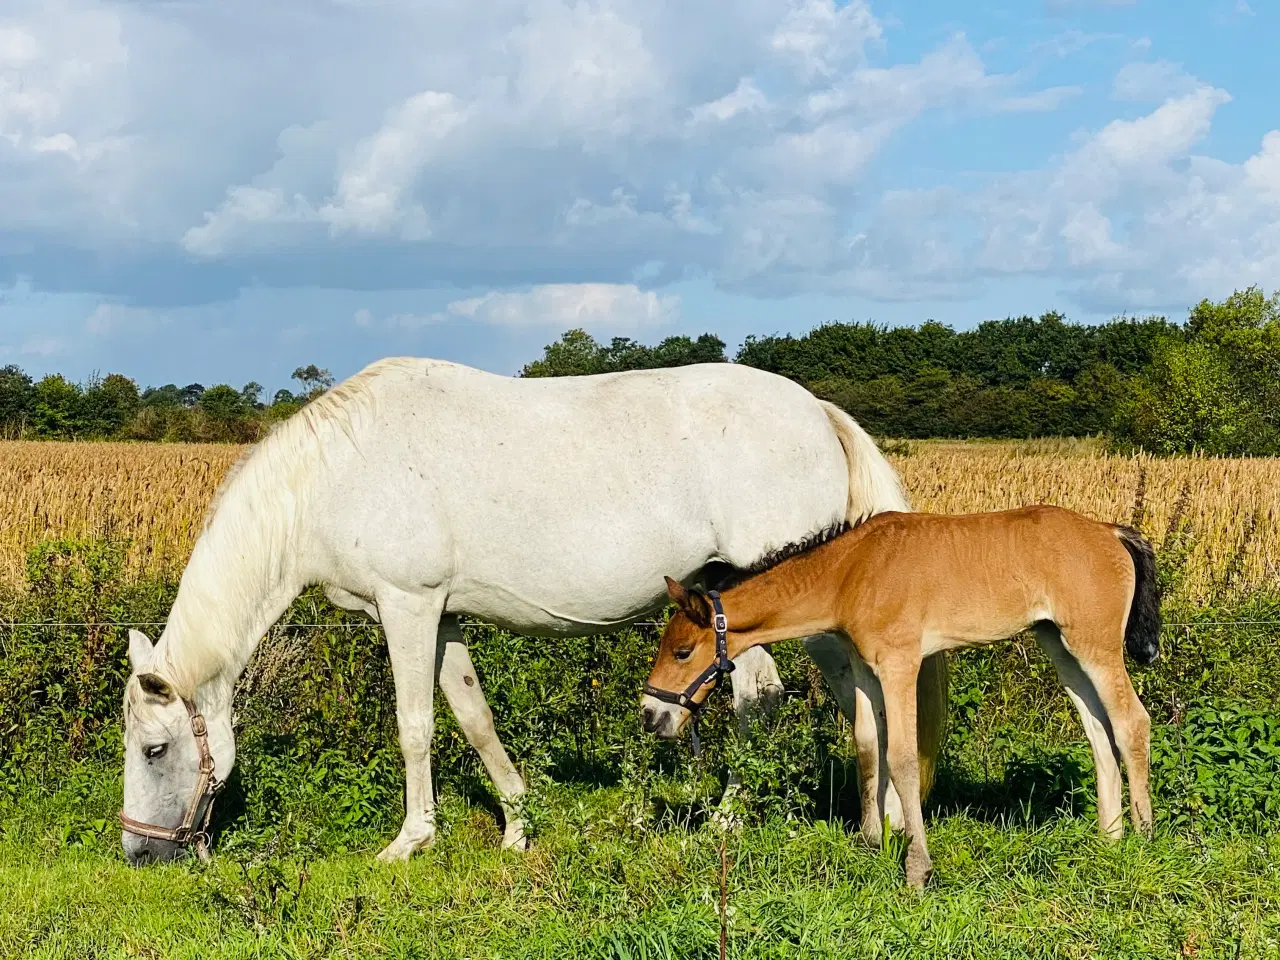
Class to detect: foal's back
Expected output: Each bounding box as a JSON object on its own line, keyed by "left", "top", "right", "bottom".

{"left": 840, "top": 505, "right": 1135, "bottom": 653}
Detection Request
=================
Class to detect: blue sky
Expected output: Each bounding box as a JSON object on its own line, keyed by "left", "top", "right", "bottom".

{"left": 1, "top": 0, "right": 1277, "bottom": 393}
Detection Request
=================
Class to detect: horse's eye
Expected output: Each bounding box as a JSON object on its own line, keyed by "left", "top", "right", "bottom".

{"left": 144, "top": 744, "right": 167, "bottom": 760}
{"left": 674, "top": 648, "right": 694, "bottom": 663}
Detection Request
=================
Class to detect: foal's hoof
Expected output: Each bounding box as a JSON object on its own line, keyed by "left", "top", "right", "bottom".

{"left": 905, "top": 847, "right": 932, "bottom": 890}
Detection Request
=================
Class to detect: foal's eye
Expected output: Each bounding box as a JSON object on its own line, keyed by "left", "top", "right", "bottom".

{"left": 144, "top": 744, "right": 167, "bottom": 760}
{"left": 674, "top": 648, "right": 694, "bottom": 663}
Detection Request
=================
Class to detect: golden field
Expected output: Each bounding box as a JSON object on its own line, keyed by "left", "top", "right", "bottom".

{"left": 1, "top": 438, "right": 1278, "bottom": 603}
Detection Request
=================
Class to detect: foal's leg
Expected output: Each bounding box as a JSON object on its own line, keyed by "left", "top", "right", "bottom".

{"left": 435, "top": 617, "right": 529, "bottom": 850}
{"left": 1033, "top": 624, "right": 1125, "bottom": 840}
{"left": 872, "top": 647, "right": 931, "bottom": 888}
{"left": 376, "top": 588, "right": 447, "bottom": 862}
{"left": 1073, "top": 643, "right": 1154, "bottom": 837}
{"left": 804, "top": 634, "right": 901, "bottom": 845}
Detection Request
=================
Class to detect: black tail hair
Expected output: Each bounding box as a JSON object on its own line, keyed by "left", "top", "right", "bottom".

{"left": 1115, "top": 525, "right": 1161, "bottom": 665}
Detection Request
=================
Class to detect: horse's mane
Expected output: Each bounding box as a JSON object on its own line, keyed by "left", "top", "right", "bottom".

{"left": 709, "top": 520, "right": 854, "bottom": 592}
{"left": 161, "top": 357, "right": 423, "bottom": 693}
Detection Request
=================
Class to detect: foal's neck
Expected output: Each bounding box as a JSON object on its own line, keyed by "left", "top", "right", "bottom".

{"left": 721, "top": 532, "right": 856, "bottom": 654}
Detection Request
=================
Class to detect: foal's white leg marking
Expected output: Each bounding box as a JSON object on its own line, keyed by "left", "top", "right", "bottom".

{"left": 1033, "top": 625, "right": 1124, "bottom": 840}
{"left": 801, "top": 634, "right": 902, "bottom": 844}
{"left": 376, "top": 588, "right": 447, "bottom": 862}
{"left": 435, "top": 617, "right": 529, "bottom": 851}
{"left": 844, "top": 648, "right": 905, "bottom": 842}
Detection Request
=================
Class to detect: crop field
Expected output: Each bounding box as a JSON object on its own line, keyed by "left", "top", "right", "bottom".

{"left": 2, "top": 438, "right": 1278, "bottom": 602}
{"left": 1, "top": 438, "right": 1279, "bottom": 958}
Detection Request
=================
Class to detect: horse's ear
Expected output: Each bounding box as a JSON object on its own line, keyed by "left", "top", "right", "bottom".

{"left": 137, "top": 673, "right": 176, "bottom": 704}
{"left": 664, "top": 576, "right": 690, "bottom": 606}
{"left": 128, "top": 629, "right": 154, "bottom": 672}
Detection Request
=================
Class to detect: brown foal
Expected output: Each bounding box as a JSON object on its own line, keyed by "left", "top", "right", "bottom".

{"left": 641, "top": 505, "right": 1161, "bottom": 888}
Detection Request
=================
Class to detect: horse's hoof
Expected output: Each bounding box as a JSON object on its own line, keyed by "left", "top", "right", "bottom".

{"left": 502, "top": 824, "right": 529, "bottom": 851}
{"left": 376, "top": 826, "right": 435, "bottom": 862}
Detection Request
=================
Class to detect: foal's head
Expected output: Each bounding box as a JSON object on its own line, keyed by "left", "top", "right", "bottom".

{"left": 640, "top": 577, "right": 726, "bottom": 738}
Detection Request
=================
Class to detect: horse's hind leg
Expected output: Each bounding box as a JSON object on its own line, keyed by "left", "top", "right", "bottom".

{"left": 436, "top": 617, "right": 529, "bottom": 850}
{"left": 1033, "top": 623, "right": 1126, "bottom": 840}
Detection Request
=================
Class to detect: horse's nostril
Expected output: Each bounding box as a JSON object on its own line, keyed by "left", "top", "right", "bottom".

{"left": 642, "top": 706, "right": 657, "bottom": 731}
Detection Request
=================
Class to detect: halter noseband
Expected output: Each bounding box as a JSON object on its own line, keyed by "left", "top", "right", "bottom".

{"left": 119, "top": 697, "right": 223, "bottom": 861}
{"left": 643, "top": 589, "right": 735, "bottom": 755}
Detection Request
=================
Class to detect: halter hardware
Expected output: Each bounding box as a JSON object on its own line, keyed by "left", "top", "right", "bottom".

{"left": 643, "top": 589, "right": 736, "bottom": 755}
{"left": 119, "top": 697, "right": 223, "bottom": 861}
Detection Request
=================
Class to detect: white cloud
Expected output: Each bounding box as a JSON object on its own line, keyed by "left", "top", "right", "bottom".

{"left": 846, "top": 84, "right": 1280, "bottom": 311}
{"left": 770, "top": 0, "right": 883, "bottom": 81}
{"left": 2, "top": 0, "right": 1277, "bottom": 330}
{"left": 442, "top": 283, "right": 680, "bottom": 328}
{"left": 19, "top": 336, "right": 66, "bottom": 356}
{"left": 689, "top": 79, "right": 769, "bottom": 125}
{"left": 319, "top": 91, "right": 465, "bottom": 239}
{"left": 1113, "top": 61, "right": 1201, "bottom": 102}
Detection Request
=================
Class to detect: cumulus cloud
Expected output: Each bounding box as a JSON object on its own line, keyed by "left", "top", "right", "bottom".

{"left": 441, "top": 283, "right": 679, "bottom": 328}
{"left": 846, "top": 79, "right": 1280, "bottom": 311}
{"left": 1113, "top": 60, "right": 1201, "bottom": 102}
{"left": 1, "top": 0, "right": 1277, "bottom": 331}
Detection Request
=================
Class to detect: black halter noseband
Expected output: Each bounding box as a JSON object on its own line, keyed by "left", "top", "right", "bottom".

{"left": 643, "top": 589, "right": 735, "bottom": 755}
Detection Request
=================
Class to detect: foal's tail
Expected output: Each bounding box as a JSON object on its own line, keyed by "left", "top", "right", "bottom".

{"left": 1114, "top": 525, "right": 1161, "bottom": 665}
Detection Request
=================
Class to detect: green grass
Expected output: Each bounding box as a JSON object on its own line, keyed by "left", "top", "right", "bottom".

{"left": 2, "top": 786, "right": 1277, "bottom": 960}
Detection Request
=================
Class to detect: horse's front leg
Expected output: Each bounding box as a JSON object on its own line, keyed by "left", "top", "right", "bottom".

{"left": 376, "top": 588, "right": 446, "bottom": 862}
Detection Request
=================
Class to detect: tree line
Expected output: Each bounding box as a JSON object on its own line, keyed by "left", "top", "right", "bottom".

{"left": 3, "top": 288, "right": 1278, "bottom": 454}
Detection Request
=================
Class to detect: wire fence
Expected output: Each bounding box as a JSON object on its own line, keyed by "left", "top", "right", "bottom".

{"left": 2, "top": 619, "right": 1279, "bottom": 631}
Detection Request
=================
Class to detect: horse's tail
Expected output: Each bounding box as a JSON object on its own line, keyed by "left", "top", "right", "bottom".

{"left": 818, "top": 400, "right": 910, "bottom": 522}
{"left": 1114, "top": 525, "right": 1162, "bottom": 665}
{"left": 819, "top": 399, "right": 947, "bottom": 799}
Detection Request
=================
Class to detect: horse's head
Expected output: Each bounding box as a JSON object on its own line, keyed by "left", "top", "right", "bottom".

{"left": 121, "top": 629, "right": 235, "bottom": 865}
{"left": 640, "top": 577, "right": 728, "bottom": 739}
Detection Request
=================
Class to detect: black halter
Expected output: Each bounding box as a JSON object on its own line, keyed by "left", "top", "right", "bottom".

{"left": 643, "top": 590, "right": 735, "bottom": 756}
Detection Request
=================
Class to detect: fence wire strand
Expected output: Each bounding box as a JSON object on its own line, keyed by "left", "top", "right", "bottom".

{"left": 2, "top": 619, "right": 1278, "bottom": 630}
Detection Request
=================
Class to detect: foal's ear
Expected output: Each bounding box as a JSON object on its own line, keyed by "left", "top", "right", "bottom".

{"left": 128, "top": 629, "right": 154, "bottom": 672}
{"left": 137, "top": 673, "right": 176, "bottom": 704}
{"left": 665, "top": 576, "right": 712, "bottom": 627}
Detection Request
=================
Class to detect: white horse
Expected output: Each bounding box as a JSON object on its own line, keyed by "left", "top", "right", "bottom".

{"left": 121, "top": 357, "right": 948, "bottom": 864}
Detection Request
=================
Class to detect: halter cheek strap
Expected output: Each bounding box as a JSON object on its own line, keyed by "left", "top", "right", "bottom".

{"left": 119, "top": 697, "right": 224, "bottom": 861}
{"left": 643, "top": 590, "right": 735, "bottom": 756}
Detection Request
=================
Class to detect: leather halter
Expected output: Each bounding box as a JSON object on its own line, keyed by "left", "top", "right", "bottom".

{"left": 643, "top": 589, "right": 735, "bottom": 755}
{"left": 119, "top": 697, "right": 223, "bottom": 861}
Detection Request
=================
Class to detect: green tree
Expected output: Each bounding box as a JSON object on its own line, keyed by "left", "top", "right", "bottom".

{"left": 31, "top": 375, "right": 83, "bottom": 438}
{"left": 292, "top": 365, "right": 335, "bottom": 399}
{"left": 0, "top": 365, "right": 33, "bottom": 437}
{"left": 1126, "top": 288, "right": 1280, "bottom": 455}
{"left": 521, "top": 329, "right": 607, "bottom": 378}
{"left": 79, "top": 373, "right": 140, "bottom": 436}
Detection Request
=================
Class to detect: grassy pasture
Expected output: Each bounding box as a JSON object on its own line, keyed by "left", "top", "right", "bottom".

{"left": 1, "top": 438, "right": 1278, "bottom": 958}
